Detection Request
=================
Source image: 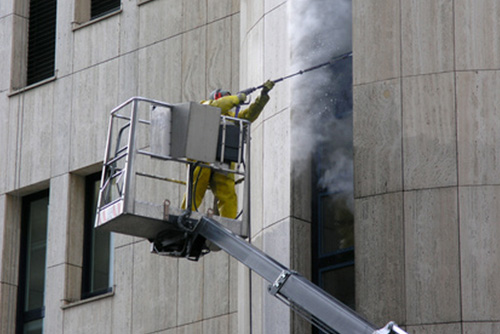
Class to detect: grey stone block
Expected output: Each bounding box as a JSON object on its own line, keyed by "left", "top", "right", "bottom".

{"left": 404, "top": 188, "right": 460, "bottom": 324}
{"left": 401, "top": 0, "right": 454, "bottom": 76}
{"left": 355, "top": 193, "right": 405, "bottom": 326}
{"left": 402, "top": 73, "right": 457, "bottom": 190}
{"left": 353, "top": 79, "right": 402, "bottom": 197}
{"left": 460, "top": 186, "right": 500, "bottom": 321}
{"left": 353, "top": 0, "right": 400, "bottom": 84}
{"left": 457, "top": 71, "right": 500, "bottom": 186}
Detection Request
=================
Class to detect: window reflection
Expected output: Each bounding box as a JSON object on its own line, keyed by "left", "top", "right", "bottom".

{"left": 82, "top": 173, "right": 113, "bottom": 298}
{"left": 320, "top": 265, "right": 355, "bottom": 309}
{"left": 320, "top": 192, "right": 354, "bottom": 255}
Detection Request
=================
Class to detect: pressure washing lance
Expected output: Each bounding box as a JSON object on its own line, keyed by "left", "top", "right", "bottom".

{"left": 238, "top": 51, "right": 353, "bottom": 97}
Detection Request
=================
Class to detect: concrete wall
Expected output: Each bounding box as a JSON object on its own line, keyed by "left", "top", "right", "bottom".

{"left": 1, "top": 0, "right": 243, "bottom": 333}
{"left": 3, "top": 0, "right": 349, "bottom": 333}
{"left": 239, "top": 0, "right": 311, "bottom": 333}
{"left": 353, "top": 0, "right": 500, "bottom": 332}
{"left": 4, "top": 0, "right": 495, "bottom": 332}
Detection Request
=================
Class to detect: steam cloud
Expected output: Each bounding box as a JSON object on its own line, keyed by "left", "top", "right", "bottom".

{"left": 289, "top": 0, "right": 353, "bottom": 197}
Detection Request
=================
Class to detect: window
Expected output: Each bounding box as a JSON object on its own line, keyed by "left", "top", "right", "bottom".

{"left": 17, "top": 190, "right": 49, "bottom": 334}
{"left": 91, "top": 0, "right": 121, "bottom": 19}
{"left": 314, "top": 191, "right": 354, "bottom": 308}
{"left": 81, "top": 173, "right": 113, "bottom": 299}
{"left": 311, "top": 52, "right": 354, "bottom": 324}
{"left": 74, "top": 0, "right": 121, "bottom": 25}
{"left": 26, "top": 0, "right": 57, "bottom": 85}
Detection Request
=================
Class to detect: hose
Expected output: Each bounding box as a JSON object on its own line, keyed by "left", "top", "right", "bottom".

{"left": 240, "top": 51, "right": 352, "bottom": 96}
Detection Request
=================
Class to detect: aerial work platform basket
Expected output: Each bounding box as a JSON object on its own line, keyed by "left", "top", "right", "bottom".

{"left": 95, "top": 97, "right": 251, "bottom": 259}
{"left": 94, "top": 97, "right": 407, "bottom": 334}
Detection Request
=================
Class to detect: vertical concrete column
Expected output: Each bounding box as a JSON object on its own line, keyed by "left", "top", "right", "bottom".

{"left": 353, "top": 0, "right": 404, "bottom": 327}
{"left": 240, "top": 0, "right": 303, "bottom": 333}
{"left": 55, "top": 0, "right": 75, "bottom": 78}
{"left": 455, "top": 1, "right": 500, "bottom": 332}
{"left": 239, "top": 0, "right": 265, "bottom": 332}
{"left": 0, "top": 194, "right": 21, "bottom": 334}
{"left": 401, "top": 2, "right": 459, "bottom": 332}
{"left": 0, "top": 94, "right": 20, "bottom": 195}
{"left": 45, "top": 174, "right": 85, "bottom": 334}
{"left": 0, "top": 13, "right": 14, "bottom": 92}
{"left": 9, "top": 0, "right": 30, "bottom": 91}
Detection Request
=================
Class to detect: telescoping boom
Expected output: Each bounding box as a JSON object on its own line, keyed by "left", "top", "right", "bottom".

{"left": 183, "top": 215, "right": 406, "bottom": 334}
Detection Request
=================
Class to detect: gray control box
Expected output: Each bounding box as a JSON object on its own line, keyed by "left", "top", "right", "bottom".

{"left": 151, "top": 102, "right": 221, "bottom": 162}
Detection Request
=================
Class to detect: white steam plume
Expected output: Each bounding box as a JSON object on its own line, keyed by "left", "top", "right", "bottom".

{"left": 289, "top": 0, "right": 351, "bottom": 70}
{"left": 289, "top": 0, "right": 353, "bottom": 197}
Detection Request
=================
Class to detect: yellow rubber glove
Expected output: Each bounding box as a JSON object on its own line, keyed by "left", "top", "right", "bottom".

{"left": 236, "top": 92, "right": 247, "bottom": 103}
{"left": 261, "top": 80, "right": 275, "bottom": 95}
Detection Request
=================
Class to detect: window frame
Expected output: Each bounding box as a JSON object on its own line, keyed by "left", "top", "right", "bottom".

{"left": 312, "top": 189, "right": 355, "bottom": 297}
{"left": 73, "top": 0, "right": 122, "bottom": 28}
{"left": 10, "top": 0, "right": 57, "bottom": 93}
{"left": 81, "top": 172, "right": 113, "bottom": 300}
{"left": 25, "top": 0, "right": 58, "bottom": 86}
{"left": 16, "top": 189, "right": 50, "bottom": 334}
{"left": 90, "top": 0, "right": 121, "bottom": 20}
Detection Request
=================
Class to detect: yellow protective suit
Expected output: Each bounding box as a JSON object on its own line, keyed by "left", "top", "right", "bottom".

{"left": 181, "top": 82, "right": 273, "bottom": 218}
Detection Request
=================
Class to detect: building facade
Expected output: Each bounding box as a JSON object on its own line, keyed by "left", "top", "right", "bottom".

{"left": 354, "top": 0, "right": 500, "bottom": 333}
{"left": 1, "top": 0, "right": 499, "bottom": 334}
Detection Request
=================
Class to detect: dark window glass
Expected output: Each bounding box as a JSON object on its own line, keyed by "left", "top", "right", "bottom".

{"left": 314, "top": 190, "right": 355, "bottom": 308}
{"left": 311, "top": 54, "right": 354, "bottom": 334}
{"left": 319, "top": 192, "right": 354, "bottom": 255}
{"left": 27, "top": 0, "right": 57, "bottom": 85}
{"left": 91, "top": 0, "right": 121, "bottom": 19}
{"left": 17, "top": 190, "right": 49, "bottom": 334}
{"left": 82, "top": 173, "right": 112, "bottom": 299}
{"left": 320, "top": 264, "right": 355, "bottom": 310}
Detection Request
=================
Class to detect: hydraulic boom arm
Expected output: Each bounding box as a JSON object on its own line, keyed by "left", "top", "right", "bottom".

{"left": 190, "top": 216, "right": 406, "bottom": 334}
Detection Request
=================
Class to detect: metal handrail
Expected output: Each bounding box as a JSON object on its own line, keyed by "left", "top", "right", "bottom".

{"left": 97, "top": 97, "right": 252, "bottom": 228}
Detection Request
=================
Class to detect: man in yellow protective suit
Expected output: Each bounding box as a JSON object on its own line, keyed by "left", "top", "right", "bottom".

{"left": 181, "top": 80, "right": 275, "bottom": 218}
